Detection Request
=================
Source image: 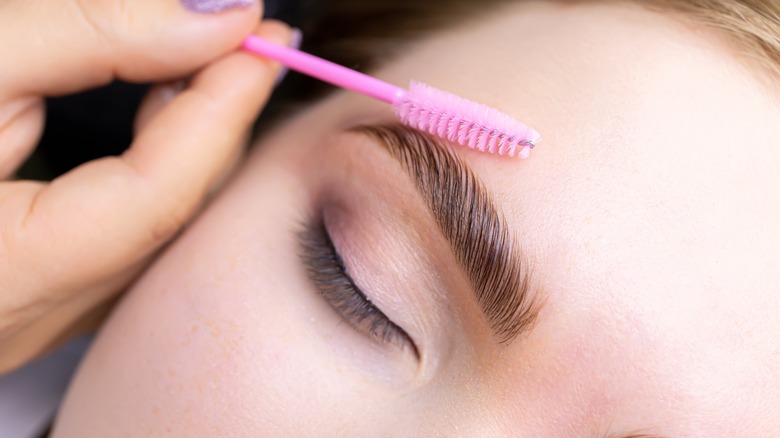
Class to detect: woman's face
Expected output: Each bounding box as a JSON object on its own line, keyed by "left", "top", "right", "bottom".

{"left": 55, "top": 2, "right": 780, "bottom": 436}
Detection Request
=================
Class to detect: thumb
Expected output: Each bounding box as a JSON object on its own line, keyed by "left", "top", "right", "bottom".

{"left": 0, "top": 0, "right": 262, "bottom": 98}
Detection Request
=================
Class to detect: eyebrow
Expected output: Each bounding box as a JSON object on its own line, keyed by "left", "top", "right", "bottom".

{"left": 352, "top": 123, "right": 540, "bottom": 344}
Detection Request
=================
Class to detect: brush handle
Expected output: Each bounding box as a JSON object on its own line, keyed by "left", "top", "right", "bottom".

{"left": 242, "top": 35, "right": 404, "bottom": 104}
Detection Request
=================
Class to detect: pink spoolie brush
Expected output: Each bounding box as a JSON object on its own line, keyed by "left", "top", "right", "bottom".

{"left": 242, "top": 35, "right": 540, "bottom": 158}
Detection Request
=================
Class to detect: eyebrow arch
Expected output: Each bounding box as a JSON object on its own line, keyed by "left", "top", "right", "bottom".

{"left": 351, "top": 123, "right": 540, "bottom": 344}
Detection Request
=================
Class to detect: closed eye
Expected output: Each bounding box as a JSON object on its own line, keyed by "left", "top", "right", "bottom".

{"left": 298, "top": 215, "right": 419, "bottom": 358}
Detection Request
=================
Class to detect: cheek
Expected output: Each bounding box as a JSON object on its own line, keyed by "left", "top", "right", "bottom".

{"left": 497, "top": 309, "right": 660, "bottom": 435}
{"left": 56, "top": 121, "right": 410, "bottom": 435}
{"left": 56, "top": 168, "right": 318, "bottom": 434}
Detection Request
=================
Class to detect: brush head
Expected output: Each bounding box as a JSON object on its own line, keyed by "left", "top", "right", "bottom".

{"left": 394, "top": 81, "right": 540, "bottom": 159}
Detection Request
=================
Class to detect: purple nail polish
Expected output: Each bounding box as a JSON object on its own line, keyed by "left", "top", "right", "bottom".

{"left": 181, "top": 0, "right": 256, "bottom": 14}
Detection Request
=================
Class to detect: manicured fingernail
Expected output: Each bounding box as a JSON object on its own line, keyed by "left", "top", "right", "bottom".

{"left": 158, "top": 80, "right": 187, "bottom": 103}
{"left": 181, "top": 0, "right": 256, "bottom": 14}
{"left": 275, "top": 28, "right": 303, "bottom": 86}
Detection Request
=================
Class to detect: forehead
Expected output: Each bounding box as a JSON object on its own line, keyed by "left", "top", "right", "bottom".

{"left": 341, "top": 1, "right": 780, "bottom": 434}
{"left": 364, "top": 1, "right": 779, "bottom": 297}
{"left": 365, "top": 1, "right": 778, "bottom": 283}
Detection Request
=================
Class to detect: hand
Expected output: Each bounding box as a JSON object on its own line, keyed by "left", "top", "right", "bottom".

{"left": 0, "top": 0, "right": 291, "bottom": 373}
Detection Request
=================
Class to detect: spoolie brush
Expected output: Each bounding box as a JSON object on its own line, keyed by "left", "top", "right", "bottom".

{"left": 242, "top": 35, "right": 540, "bottom": 159}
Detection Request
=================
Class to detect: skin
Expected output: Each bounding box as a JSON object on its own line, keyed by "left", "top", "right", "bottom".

{"left": 54, "top": 2, "right": 780, "bottom": 436}
{"left": 0, "top": 0, "right": 296, "bottom": 372}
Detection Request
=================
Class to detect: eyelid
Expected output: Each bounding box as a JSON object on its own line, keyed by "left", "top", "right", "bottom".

{"left": 349, "top": 124, "right": 542, "bottom": 344}
{"left": 298, "top": 216, "right": 419, "bottom": 358}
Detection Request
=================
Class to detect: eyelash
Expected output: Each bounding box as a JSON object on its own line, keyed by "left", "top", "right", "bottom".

{"left": 298, "top": 216, "right": 417, "bottom": 355}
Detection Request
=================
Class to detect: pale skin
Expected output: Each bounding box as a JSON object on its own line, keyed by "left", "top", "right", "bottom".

{"left": 0, "top": 0, "right": 293, "bottom": 371}
{"left": 53, "top": 1, "right": 780, "bottom": 436}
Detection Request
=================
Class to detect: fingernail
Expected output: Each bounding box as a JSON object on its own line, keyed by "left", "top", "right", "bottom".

{"left": 158, "top": 79, "right": 187, "bottom": 103}
{"left": 181, "top": 0, "right": 256, "bottom": 14}
{"left": 274, "top": 28, "right": 303, "bottom": 86}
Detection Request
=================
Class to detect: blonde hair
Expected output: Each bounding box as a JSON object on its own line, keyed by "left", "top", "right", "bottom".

{"left": 643, "top": 0, "right": 780, "bottom": 79}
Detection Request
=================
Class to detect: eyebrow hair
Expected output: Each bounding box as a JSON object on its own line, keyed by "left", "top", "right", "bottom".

{"left": 352, "top": 123, "right": 540, "bottom": 344}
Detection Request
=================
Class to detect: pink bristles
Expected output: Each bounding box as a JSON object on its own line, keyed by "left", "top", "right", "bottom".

{"left": 241, "top": 36, "right": 540, "bottom": 158}
{"left": 394, "top": 81, "right": 541, "bottom": 159}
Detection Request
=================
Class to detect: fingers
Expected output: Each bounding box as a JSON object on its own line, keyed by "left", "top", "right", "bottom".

{"left": 0, "top": 22, "right": 292, "bottom": 370}
{"left": 0, "top": 97, "right": 44, "bottom": 179}
{"left": 0, "top": 0, "right": 262, "bottom": 98}
{"left": 134, "top": 79, "right": 250, "bottom": 196}
{"left": 134, "top": 80, "right": 188, "bottom": 134}
{"left": 124, "top": 22, "right": 294, "bottom": 199}
{"left": 0, "top": 0, "right": 262, "bottom": 181}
